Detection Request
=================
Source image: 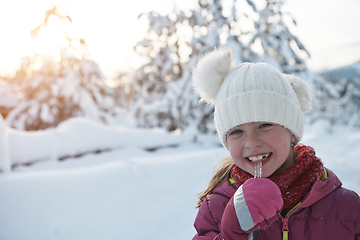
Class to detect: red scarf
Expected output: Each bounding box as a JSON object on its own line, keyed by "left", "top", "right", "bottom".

{"left": 231, "top": 144, "right": 324, "bottom": 211}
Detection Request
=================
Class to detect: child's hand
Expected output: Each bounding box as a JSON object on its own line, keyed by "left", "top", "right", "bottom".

{"left": 221, "top": 178, "right": 283, "bottom": 238}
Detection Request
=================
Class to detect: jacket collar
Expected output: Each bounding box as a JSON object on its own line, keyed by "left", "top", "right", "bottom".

{"left": 300, "top": 168, "right": 342, "bottom": 208}
{"left": 212, "top": 177, "right": 240, "bottom": 198}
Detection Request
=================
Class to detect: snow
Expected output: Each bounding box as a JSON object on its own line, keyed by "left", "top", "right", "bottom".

{"left": 6, "top": 117, "right": 197, "bottom": 166}
{"left": 0, "top": 117, "right": 359, "bottom": 240}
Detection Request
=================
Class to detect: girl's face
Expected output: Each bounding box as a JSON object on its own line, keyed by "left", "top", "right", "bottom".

{"left": 227, "top": 122, "right": 295, "bottom": 178}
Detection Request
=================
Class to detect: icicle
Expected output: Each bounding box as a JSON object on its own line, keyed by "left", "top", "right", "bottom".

{"left": 254, "top": 160, "right": 262, "bottom": 178}
{"left": 248, "top": 230, "right": 259, "bottom": 240}
{"left": 248, "top": 231, "right": 254, "bottom": 240}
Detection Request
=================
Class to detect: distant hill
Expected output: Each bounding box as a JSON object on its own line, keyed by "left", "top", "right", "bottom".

{"left": 320, "top": 61, "right": 360, "bottom": 83}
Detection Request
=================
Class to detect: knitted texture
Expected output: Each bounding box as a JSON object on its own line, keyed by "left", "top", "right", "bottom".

{"left": 215, "top": 62, "right": 303, "bottom": 149}
{"left": 231, "top": 144, "right": 324, "bottom": 211}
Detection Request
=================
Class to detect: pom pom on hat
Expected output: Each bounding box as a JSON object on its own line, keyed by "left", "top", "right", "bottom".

{"left": 284, "top": 74, "right": 313, "bottom": 113}
{"left": 192, "top": 48, "right": 235, "bottom": 104}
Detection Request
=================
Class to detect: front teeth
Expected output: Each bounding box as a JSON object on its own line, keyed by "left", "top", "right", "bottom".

{"left": 247, "top": 153, "right": 271, "bottom": 162}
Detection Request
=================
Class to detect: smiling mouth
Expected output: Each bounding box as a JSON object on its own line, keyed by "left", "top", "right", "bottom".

{"left": 245, "top": 153, "right": 272, "bottom": 163}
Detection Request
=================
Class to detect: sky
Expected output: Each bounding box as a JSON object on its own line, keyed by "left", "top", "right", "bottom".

{"left": 0, "top": 0, "right": 359, "bottom": 79}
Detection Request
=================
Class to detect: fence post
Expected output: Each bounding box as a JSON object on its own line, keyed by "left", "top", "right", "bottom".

{"left": 0, "top": 114, "right": 11, "bottom": 173}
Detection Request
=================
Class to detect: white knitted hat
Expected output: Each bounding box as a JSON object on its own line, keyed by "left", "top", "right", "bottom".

{"left": 192, "top": 48, "right": 312, "bottom": 149}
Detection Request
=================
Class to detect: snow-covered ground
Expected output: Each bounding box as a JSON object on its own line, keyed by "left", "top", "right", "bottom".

{"left": 0, "top": 117, "right": 359, "bottom": 240}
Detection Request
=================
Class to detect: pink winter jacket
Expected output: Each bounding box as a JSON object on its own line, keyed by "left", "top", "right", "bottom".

{"left": 192, "top": 168, "right": 360, "bottom": 240}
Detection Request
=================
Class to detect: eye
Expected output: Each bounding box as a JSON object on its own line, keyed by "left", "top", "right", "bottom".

{"left": 228, "top": 129, "right": 243, "bottom": 136}
{"left": 259, "top": 123, "right": 273, "bottom": 128}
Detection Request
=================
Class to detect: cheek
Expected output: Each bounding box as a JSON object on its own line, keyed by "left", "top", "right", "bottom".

{"left": 265, "top": 130, "right": 292, "bottom": 159}
{"left": 266, "top": 129, "right": 291, "bottom": 147}
{"left": 228, "top": 139, "right": 242, "bottom": 157}
{"left": 228, "top": 140, "right": 246, "bottom": 166}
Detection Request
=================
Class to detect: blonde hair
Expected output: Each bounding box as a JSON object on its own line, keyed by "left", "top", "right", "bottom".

{"left": 196, "top": 156, "right": 235, "bottom": 208}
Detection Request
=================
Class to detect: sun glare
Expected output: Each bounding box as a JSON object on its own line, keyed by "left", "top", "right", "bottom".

{"left": 31, "top": 18, "right": 68, "bottom": 57}
{"left": 0, "top": 0, "right": 196, "bottom": 78}
{"left": 0, "top": 0, "right": 56, "bottom": 77}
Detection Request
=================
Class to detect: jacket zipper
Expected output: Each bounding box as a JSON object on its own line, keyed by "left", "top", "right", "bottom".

{"left": 282, "top": 218, "right": 289, "bottom": 240}
{"left": 280, "top": 169, "right": 328, "bottom": 240}
{"left": 281, "top": 179, "right": 321, "bottom": 240}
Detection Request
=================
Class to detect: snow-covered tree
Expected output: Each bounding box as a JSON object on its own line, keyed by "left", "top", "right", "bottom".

{"left": 6, "top": 6, "right": 114, "bottom": 130}
{"left": 128, "top": 0, "right": 310, "bottom": 133}
{"left": 248, "top": 0, "right": 310, "bottom": 74}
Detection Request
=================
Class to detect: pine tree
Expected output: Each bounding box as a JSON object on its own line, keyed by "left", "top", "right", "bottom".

{"left": 249, "top": 0, "right": 310, "bottom": 73}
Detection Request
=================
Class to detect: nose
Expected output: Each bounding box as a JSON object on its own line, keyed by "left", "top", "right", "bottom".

{"left": 244, "top": 132, "right": 262, "bottom": 149}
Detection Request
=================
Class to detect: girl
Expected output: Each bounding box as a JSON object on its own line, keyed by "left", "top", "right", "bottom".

{"left": 191, "top": 48, "right": 360, "bottom": 240}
